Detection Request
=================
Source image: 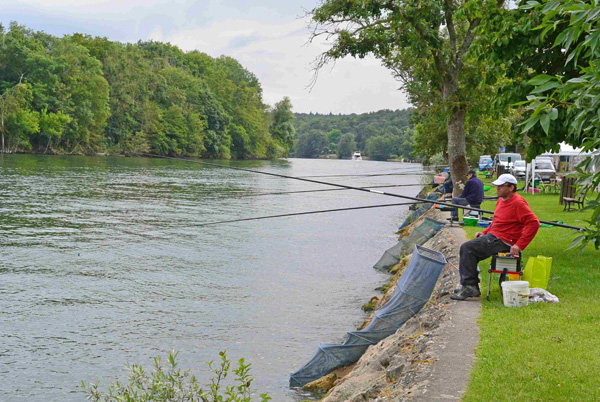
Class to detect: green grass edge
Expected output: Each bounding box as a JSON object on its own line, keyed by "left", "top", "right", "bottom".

{"left": 460, "top": 175, "right": 600, "bottom": 401}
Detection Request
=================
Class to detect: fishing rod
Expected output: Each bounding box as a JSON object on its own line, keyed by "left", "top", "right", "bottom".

{"left": 298, "top": 172, "right": 431, "bottom": 178}
{"left": 220, "top": 183, "right": 424, "bottom": 199}
{"left": 144, "top": 154, "right": 585, "bottom": 231}
{"left": 194, "top": 201, "right": 423, "bottom": 227}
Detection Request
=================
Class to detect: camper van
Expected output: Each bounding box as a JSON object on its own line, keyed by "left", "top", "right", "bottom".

{"left": 494, "top": 153, "right": 522, "bottom": 170}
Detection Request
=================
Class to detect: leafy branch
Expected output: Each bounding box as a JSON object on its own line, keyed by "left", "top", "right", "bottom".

{"left": 83, "top": 350, "right": 271, "bottom": 402}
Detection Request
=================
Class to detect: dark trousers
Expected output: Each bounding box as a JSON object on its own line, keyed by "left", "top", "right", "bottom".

{"left": 451, "top": 197, "right": 470, "bottom": 218}
{"left": 459, "top": 234, "right": 510, "bottom": 287}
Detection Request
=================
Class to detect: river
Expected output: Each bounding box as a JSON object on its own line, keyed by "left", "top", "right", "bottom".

{"left": 0, "top": 154, "right": 425, "bottom": 401}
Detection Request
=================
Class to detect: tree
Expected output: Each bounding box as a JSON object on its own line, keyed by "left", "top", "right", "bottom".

{"left": 0, "top": 22, "right": 283, "bottom": 159}
{"left": 294, "top": 130, "right": 328, "bottom": 158}
{"left": 336, "top": 133, "right": 356, "bottom": 158}
{"left": 39, "top": 108, "right": 72, "bottom": 153}
{"left": 479, "top": 0, "right": 582, "bottom": 156}
{"left": 365, "top": 135, "right": 394, "bottom": 161}
{"left": 269, "top": 96, "right": 295, "bottom": 153}
{"left": 326, "top": 128, "right": 343, "bottom": 147}
{"left": 1, "top": 83, "right": 40, "bottom": 153}
{"left": 52, "top": 38, "right": 110, "bottom": 152}
{"left": 229, "top": 123, "right": 250, "bottom": 158}
{"left": 508, "top": 0, "right": 600, "bottom": 250}
{"left": 310, "top": 0, "right": 506, "bottom": 195}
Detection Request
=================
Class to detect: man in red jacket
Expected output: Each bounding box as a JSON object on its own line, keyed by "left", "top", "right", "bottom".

{"left": 452, "top": 174, "right": 540, "bottom": 300}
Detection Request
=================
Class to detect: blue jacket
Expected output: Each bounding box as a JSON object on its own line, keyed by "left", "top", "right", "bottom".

{"left": 460, "top": 176, "right": 484, "bottom": 206}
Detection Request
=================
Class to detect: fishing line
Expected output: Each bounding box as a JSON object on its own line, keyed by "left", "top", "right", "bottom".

{"left": 193, "top": 201, "right": 423, "bottom": 227}
{"left": 144, "top": 154, "right": 585, "bottom": 231}
{"left": 298, "top": 172, "right": 430, "bottom": 178}
{"left": 221, "top": 183, "right": 424, "bottom": 199}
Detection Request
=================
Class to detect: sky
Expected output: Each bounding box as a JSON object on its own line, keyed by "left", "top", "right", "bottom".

{"left": 1, "top": 0, "right": 411, "bottom": 114}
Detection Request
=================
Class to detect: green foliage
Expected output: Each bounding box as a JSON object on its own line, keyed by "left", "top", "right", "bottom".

{"left": 336, "top": 133, "right": 356, "bottom": 158}
{"left": 365, "top": 135, "right": 395, "bottom": 161}
{"left": 0, "top": 22, "right": 288, "bottom": 159}
{"left": 84, "top": 350, "right": 271, "bottom": 402}
{"left": 293, "top": 109, "right": 416, "bottom": 159}
{"left": 294, "top": 130, "right": 328, "bottom": 158}
{"left": 310, "top": 0, "right": 509, "bottom": 194}
{"left": 427, "top": 153, "right": 447, "bottom": 167}
{"left": 569, "top": 154, "right": 600, "bottom": 251}
{"left": 326, "top": 129, "right": 342, "bottom": 146}
{"left": 514, "top": 0, "right": 600, "bottom": 153}
{"left": 269, "top": 97, "right": 295, "bottom": 154}
{"left": 1, "top": 83, "right": 40, "bottom": 152}
{"left": 490, "top": 0, "right": 600, "bottom": 249}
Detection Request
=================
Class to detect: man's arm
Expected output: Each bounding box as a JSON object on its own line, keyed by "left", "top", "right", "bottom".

{"left": 514, "top": 202, "right": 541, "bottom": 250}
{"left": 459, "top": 180, "right": 472, "bottom": 199}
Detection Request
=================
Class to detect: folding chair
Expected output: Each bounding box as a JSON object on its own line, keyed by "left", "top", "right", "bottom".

{"left": 486, "top": 253, "right": 522, "bottom": 301}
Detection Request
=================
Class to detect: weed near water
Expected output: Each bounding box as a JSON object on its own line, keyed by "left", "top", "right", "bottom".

{"left": 83, "top": 350, "right": 271, "bottom": 402}
{"left": 461, "top": 188, "right": 600, "bottom": 401}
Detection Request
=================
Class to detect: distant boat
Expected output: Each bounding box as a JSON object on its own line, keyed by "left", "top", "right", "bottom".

{"left": 352, "top": 151, "right": 362, "bottom": 160}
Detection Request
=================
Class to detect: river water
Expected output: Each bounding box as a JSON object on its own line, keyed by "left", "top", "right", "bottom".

{"left": 0, "top": 154, "right": 425, "bottom": 401}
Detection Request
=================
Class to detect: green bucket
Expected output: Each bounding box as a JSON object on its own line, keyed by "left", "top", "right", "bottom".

{"left": 464, "top": 217, "right": 478, "bottom": 226}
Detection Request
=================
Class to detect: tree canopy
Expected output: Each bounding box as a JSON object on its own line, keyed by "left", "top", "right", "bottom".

{"left": 310, "top": 0, "right": 507, "bottom": 195}
{"left": 509, "top": 0, "right": 600, "bottom": 250}
{"left": 292, "top": 109, "right": 415, "bottom": 160}
{"left": 0, "top": 22, "right": 292, "bottom": 159}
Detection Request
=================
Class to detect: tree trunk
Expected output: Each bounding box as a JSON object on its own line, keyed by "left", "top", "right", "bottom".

{"left": 443, "top": 75, "right": 469, "bottom": 197}
{"left": 447, "top": 107, "right": 468, "bottom": 197}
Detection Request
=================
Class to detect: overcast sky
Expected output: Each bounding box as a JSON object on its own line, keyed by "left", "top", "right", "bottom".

{"left": 1, "top": 0, "right": 411, "bottom": 114}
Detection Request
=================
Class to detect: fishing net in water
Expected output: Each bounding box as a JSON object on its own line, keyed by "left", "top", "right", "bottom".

{"left": 289, "top": 245, "right": 447, "bottom": 388}
{"left": 398, "top": 193, "right": 439, "bottom": 230}
{"left": 373, "top": 217, "right": 444, "bottom": 272}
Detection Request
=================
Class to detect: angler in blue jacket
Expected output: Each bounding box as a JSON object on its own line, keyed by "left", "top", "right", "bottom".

{"left": 451, "top": 170, "right": 484, "bottom": 221}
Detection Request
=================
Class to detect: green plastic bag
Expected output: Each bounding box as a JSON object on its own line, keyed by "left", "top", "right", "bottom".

{"left": 522, "top": 256, "right": 553, "bottom": 289}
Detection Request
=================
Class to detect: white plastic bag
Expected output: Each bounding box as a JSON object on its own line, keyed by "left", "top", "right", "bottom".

{"left": 529, "top": 287, "right": 559, "bottom": 303}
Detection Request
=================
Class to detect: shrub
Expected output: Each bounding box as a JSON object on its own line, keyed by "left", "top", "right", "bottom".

{"left": 83, "top": 350, "right": 271, "bottom": 402}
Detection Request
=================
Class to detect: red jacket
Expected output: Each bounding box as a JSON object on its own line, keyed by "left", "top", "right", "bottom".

{"left": 483, "top": 193, "right": 540, "bottom": 250}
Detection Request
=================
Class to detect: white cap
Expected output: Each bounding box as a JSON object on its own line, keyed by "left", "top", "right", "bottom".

{"left": 492, "top": 173, "right": 518, "bottom": 185}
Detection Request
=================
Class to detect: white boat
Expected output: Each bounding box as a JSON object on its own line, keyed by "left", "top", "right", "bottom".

{"left": 352, "top": 151, "right": 362, "bottom": 160}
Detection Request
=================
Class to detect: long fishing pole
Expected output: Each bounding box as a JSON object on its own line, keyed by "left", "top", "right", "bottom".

{"left": 221, "top": 183, "right": 424, "bottom": 199}
{"left": 144, "top": 154, "right": 585, "bottom": 231}
{"left": 298, "top": 172, "right": 430, "bottom": 178}
{"left": 195, "top": 201, "right": 423, "bottom": 227}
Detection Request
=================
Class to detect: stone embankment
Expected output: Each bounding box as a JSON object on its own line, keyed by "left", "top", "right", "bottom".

{"left": 304, "top": 208, "right": 480, "bottom": 401}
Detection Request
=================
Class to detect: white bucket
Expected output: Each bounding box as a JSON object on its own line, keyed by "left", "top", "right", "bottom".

{"left": 501, "top": 280, "right": 530, "bottom": 307}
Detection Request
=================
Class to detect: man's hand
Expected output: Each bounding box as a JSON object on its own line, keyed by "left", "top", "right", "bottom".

{"left": 510, "top": 244, "right": 521, "bottom": 257}
{"left": 475, "top": 232, "right": 484, "bottom": 238}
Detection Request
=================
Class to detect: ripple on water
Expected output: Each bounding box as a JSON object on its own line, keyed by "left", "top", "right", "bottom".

{"left": 0, "top": 155, "right": 426, "bottom": 401}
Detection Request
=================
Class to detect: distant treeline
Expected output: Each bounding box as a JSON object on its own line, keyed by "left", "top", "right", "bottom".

{"left": 0, "top": 22, "right": 295, "bottom": 158}
{"left": 291, "top": 109, "right": 416, "bottom": 160}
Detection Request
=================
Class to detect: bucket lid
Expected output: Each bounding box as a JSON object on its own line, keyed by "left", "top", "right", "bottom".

{"left": 501, "top": 280, "right": 529, "bottom": 288}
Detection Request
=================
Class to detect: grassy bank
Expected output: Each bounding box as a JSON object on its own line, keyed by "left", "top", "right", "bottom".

{"left": 461, "top": 177, "right": 600, "bottom": 401}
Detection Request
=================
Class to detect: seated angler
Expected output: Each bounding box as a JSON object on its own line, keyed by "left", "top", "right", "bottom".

{"left": 450, "top": 169, "right": 484, "bottom": 221}
{"left": 451, "top": 174, "right": 541, "bottom": 301}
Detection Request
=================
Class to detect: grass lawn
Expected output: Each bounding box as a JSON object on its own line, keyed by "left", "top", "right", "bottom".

{"left": 461, "top": 176, "right": 600, "bottom": 401}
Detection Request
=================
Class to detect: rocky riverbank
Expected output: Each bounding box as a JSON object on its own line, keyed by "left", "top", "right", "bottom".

{"left": 303, "top": 208, "right": 479, "bottom": 401}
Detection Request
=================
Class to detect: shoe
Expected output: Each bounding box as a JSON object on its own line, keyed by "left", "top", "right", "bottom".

{"left": 453, "top": 286, "right": 462, "bottom": 294}
{"left": 451, "top": 285, "right": 481, "bottom": 300}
